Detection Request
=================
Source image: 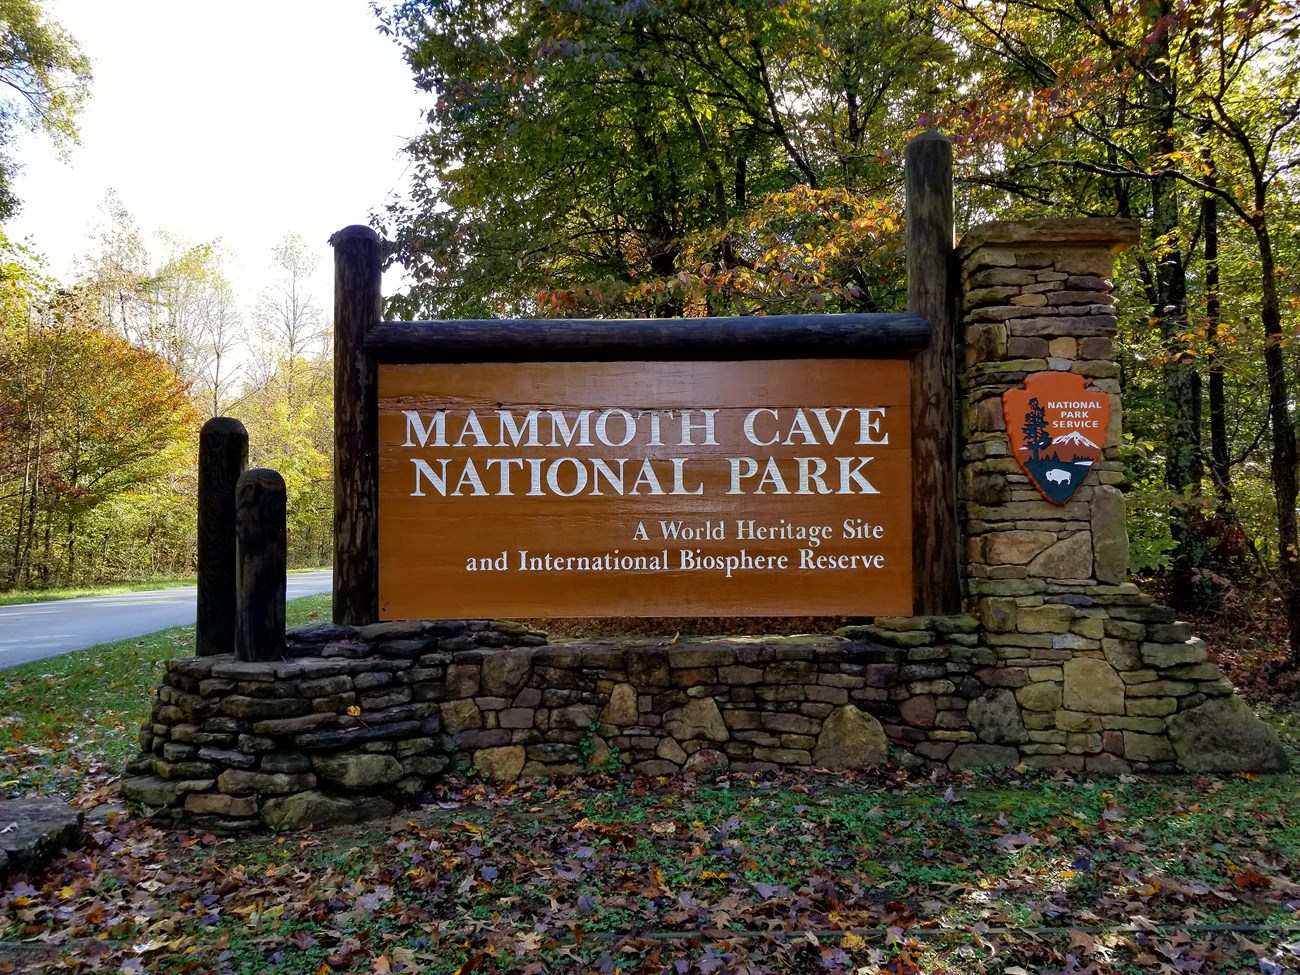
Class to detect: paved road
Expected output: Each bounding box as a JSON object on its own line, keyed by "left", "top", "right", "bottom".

{"left": 0, "top": 571, "right": 333, "bottom": 671}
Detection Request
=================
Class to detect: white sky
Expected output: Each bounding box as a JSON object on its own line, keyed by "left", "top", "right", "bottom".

{"left": 7, "top": 0, "right": 428, "bottom": 311}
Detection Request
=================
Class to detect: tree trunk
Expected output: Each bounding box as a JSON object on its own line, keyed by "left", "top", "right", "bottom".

{"left": 9, "top": 434, "right": 32, "bottom": 589}
{"left": 1254, "top": 222, "right": 1300, "bottom": 662}
{"left": 1147, "top": 11, "right": 1203, "bottom": 607}
{"left": 1203, "top": 190, "right": 1231, "bottom": 511}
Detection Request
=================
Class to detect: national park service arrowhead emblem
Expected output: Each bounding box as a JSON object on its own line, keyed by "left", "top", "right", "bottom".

{"left": 1002, "top": 372, "right": 1109, "bottom": 505}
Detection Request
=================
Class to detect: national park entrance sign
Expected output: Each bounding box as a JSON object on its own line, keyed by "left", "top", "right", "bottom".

{"left": 332, "top": 131, "right": 960, "bottom": 625}
{"left": 379, "top": 355, "right": 913, "bottom": 619}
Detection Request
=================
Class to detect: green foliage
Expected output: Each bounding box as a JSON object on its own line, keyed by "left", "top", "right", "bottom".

{"left": 0, "top": 575, "right": 195, "bottom": 606}
{"left": 0, "top": 0, "right": 91, "bottom": 218}
{"left": 940, "top": 0, "right": 1300, "bottom": 649}
{"left": 80, "top": 202, "right": 249, "bottom": 416}
{"left": 1123, "top": 467, "right": 1178, "bottom": 575}
{"left": 0, "top": 231, "right": 200, "bottom": 589}
{"left": 375, "top": 0, "right": 950, "bottom": 318}
{"left": 1, "top": 214, "right": 338, "bottom": 591}
{"left": 578, "top": 725, "right": 622, "bottom": 773}
{"left": 238, "top": 355, "right": 333, "bottom": 569}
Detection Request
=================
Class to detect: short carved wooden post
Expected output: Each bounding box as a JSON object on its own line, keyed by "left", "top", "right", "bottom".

{"left": 330, "top": 225, "right": 382, "bottom": 625}
{"left": 196, "top": 416, "right": 248, "bottom": 656}
{"left": 906, "top": 130, "right": 961, "bottom": 615}
{"left": 235, "top": 468, "right": 287, "bottom": 662}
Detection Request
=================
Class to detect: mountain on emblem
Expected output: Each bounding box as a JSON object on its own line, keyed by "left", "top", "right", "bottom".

{"left": 1052, "top": 430, "right": 1098, "bottom": 450}
{"left": 1002, "top": 372, "right": 1110, "bottom": 505}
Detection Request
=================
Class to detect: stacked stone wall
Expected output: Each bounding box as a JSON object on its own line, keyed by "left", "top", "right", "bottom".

{"left": 126, "top": 618, "right": 1283, "bottom": 833}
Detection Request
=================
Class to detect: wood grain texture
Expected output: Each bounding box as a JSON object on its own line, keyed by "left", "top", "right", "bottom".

{"left": 331, "top": 225, "right": 382, "bottom": 625}
{"left": 378, "top": 360, "right": 912, "bottom": 619}
{"left": 196, "top": 417, "right": 248, "bottom": 656}
{"left": 366, "top": 313, "right": 929, "bottom": 363}
{"left": 235, "top": 468, "right": 286, "bottom": 663}
{"left": 906, "top": 131, "right": 961, "bottom": 615}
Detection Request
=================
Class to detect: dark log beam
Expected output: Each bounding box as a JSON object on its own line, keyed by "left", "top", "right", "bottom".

{"left": 365, "top": 313, "right": 929, "bottom": 363}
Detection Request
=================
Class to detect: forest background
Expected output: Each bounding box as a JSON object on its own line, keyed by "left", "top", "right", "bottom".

{"left": 3, "top": 0, "right": 1299, "bottom": 666}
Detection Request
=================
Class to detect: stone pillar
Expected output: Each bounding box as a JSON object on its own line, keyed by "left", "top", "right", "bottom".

{"left": 959, "top": 219, "right": 1139, "bottom": 603}
{"left": 956, "top": 219, "right": 1287, "bottom": 775}
{"left": 961, "top": 220, "right": 1140, "bottom": 772}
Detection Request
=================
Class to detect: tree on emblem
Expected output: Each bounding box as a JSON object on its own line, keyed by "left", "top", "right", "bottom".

{"left": 1022, "top": 397, "right": 1051, "bottom": 462}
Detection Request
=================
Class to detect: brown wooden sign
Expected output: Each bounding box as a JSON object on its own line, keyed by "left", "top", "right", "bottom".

{"left": 377, "top": 359, "right": 912, "bottom": 619}
{"left": 1002, "top": 372, "right": 1110, "bottom": 505}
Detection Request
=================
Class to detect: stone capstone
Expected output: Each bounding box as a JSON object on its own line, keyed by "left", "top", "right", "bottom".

{"left": 1166, "top": 697, "right": 1290, "bottom": 773}
{"left": 1140, "top": 639, "right": 1208, "bottom": 668}
{"left": 357, "top": 621, "right": 428, "bottom": 642}
{"left": 811, "top": 705, "right": 887, "bottom": 770}
{"left": 286, "top": 622, "right": 358, "bottom": 645}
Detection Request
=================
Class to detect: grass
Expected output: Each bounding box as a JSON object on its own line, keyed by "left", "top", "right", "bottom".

{"left": 0, "top": 592, "right": 331, "bottom": 801}
{"left": 0, "top": 577, "right": 200, "bottom": 607}
{"left": 0, "top": 568, "right": 329, "bottom": 608}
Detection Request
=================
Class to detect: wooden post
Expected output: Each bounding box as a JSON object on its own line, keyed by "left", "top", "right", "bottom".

{"left": 906, "top": 130, "right": 961, "bottom": 614}
{"left": 196, "top": 416, "right": 248, "bottom": 656}
{"left": 330, "top": 225, "right": 382, "bottom": 625}
{"left": 235, "top": 468, "right": 287, "bottom": 662}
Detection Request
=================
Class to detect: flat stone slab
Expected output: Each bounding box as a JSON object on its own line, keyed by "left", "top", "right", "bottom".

{"left": 0, "top": 798, "right": 84, "bottom": 882}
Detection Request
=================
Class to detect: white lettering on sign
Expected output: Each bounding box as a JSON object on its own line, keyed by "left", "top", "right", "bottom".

{"left": 401, "top": 407, "right": 893, "bottom": 498}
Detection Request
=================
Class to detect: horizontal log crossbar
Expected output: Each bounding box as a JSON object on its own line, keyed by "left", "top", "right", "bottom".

{"left": 364, "top": 313, "right": 930, "bottom": 363}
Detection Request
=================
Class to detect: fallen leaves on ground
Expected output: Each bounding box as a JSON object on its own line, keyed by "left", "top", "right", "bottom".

{"left": 1, "top": 765, "right": 1298, "bottom": 973}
